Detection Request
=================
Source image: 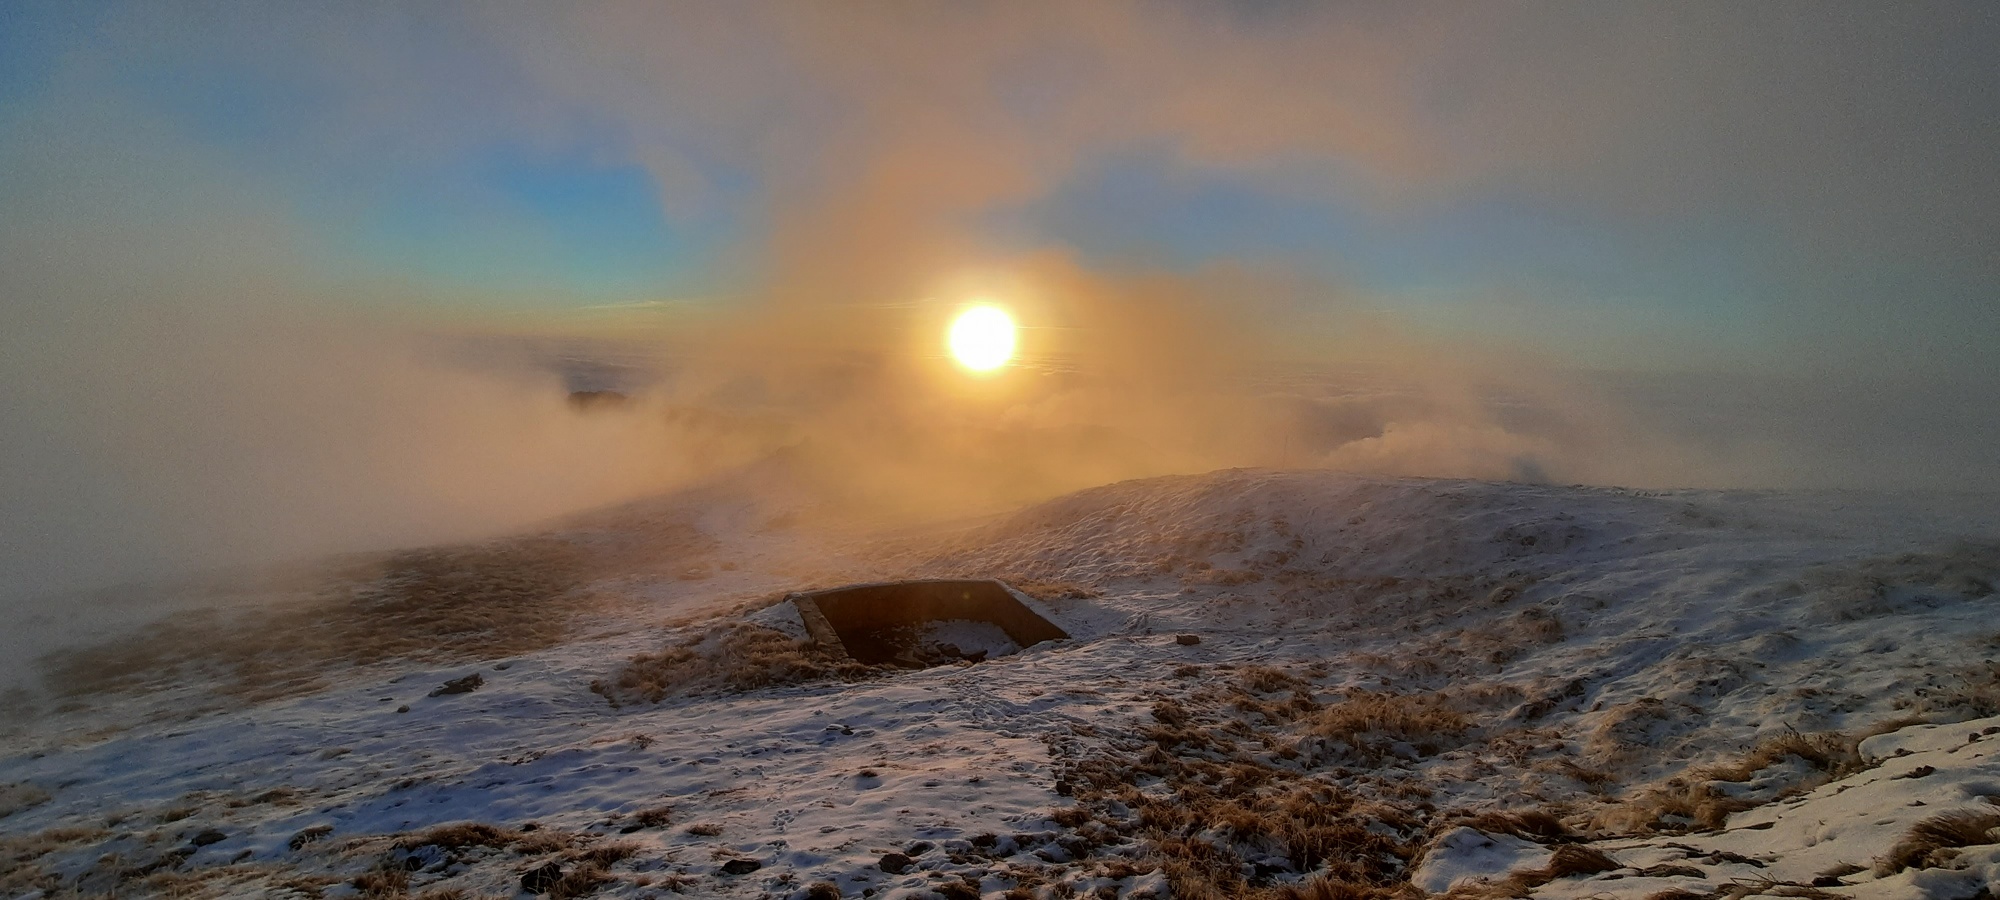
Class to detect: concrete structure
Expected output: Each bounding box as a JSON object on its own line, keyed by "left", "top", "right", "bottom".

{"left": 788, "top": 579, "right": 1068, "bottom": 667}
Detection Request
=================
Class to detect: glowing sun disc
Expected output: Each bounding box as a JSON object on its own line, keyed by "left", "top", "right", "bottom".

{"left": 947, "top": 305, "right": 1016, "bottom": 372}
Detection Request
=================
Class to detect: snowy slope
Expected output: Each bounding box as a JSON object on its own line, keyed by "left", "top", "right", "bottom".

{"left": 2, "top": 469, "right": 1997, "bottom": 899}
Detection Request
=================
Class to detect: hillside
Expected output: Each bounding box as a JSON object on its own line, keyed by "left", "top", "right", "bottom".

{"left": 3, "top": 469, "right": 1998, "bottom": 899}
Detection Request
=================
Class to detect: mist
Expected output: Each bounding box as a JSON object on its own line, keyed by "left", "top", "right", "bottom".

{"left": 5, "top": 1, "right": 2000, "bottom": 689}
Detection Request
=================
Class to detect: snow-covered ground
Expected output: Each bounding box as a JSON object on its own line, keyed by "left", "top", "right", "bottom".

{"left": 2, "top": 469, "right": 1998, "bottom": 899}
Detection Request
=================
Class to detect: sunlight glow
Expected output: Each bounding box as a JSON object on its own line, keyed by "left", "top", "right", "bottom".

{"left": 947, "top": 305, "right": 1016, "bottom": 372}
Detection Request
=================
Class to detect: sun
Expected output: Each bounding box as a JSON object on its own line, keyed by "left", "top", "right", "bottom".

{"left": 947, "top": 305, "right": 1016, "bottom": 372}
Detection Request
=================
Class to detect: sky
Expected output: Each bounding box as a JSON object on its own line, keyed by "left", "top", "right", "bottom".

{"left": 3, "top": 2, "right": 1999, "bottom": 601}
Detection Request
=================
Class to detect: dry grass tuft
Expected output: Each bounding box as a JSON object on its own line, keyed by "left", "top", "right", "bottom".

{"left": 1601, "top": 726, "right": 1865, "bottom": 834}
{"left": 1706, "top": 728, "right": 1862, "bottom": 783}
{"left": 1539, "top": 844, "right": 1619, "bottom": 878}
{"left": 1876, "top": 808, "right": 2000, "bottom": 875}
{"left": 1303, "top": 691, "right": 1473, "bottom": 763}
{"left": 546, "top": 862, "right": 613, "bottom": 899}
{"left": 1449, "top": 809, "right": 1576, "bottom": 844}
{"left": 0, "top": 825, "right": 114, "bottom": 896}
{"left": 625, "top": 805, "right": 674, "bottom": 830}
{"left": 1903, "top": 662, "right": 2000, "bottom": 722}
{"left": 400, "top": 822, "right": 522, "bottom": 851}
{"left": 46, "top": 538, "right": 587, "bottom": 702}
{"left": 0, "top": 782, "right": 51, "bottom": 819}
{"left": 590, "top": 622, "right": 873, "bottom": 705}
{"left": 1272, "top": 878, "right": 1416, "bottom": 900}
{"left": 352, "top": 866, "right": 410, "bottom": 898}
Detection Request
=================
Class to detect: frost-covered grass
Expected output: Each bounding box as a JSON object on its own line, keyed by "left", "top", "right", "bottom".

{"left": 40, "top": 538, "right": 590, "bottom": 703}
{"left": 3, "top": 468, "right": 1999, "bottom": 898}
{"left": 588, "top": 622, "right": 871, "bottom": 706}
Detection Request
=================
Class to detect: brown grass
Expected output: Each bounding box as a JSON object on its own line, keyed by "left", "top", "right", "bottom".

{"left": 0, "top": 782, "right": 51, "bottom": 819}
{"left": 1539, "top": 845, "right": 1619, "bottom": 878}
{"left": 0, "top": 826, "right": 114, "bottom": 896}
{"left": 1705, "top": 728, "right": 1862, "bottom": 783}
{"left": 1057, "top": 734, "right": 1424, "bottom": 898}
{"left": 1446, "top": 810, "right": 1575, "bottom": 844}
{"left": 1303, "top": 691, "right": 1474, "bottom": 763}
{"left": 546, "top": 862, "right": 612, "bottom": 899}
{"left": 1904, "top": 662, "right": 2000, "bottom": 721}
{"left": 1601, "top": 726, "right": 1868, "bottom": 834}
{"left": 1876, "top": 808, "right": 2000, "bottom": 875}
{"left": 625, "top": 805, "right": 674, "bottom": 829}
{"left": 353, "top": 866, "right": 410, "bottom": 898}
{"left": 44, "top": 538, "right": 588, "bottom": 702}
{"left": 399, "top": 822, "right": 522, "bottom": 851}
{"left": 590, "top": 622, "right": 873, "bottom": 705}
{"left": 1272, "top": 878, "right": 1419, "bottom": 900}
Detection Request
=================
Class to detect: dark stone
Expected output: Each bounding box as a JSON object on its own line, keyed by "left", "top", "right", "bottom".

{"left": 429, "top": 673, "right": 484, "bottom": 697}
{"left": 395, "top": 705, "right": 410, "bottom": 714}
{"left": 521, "top": 862, "right": 564, "bottom": 893}
{"left": 1901, "top": 765, "right": 1937, "bottom": 779}
{"left": 1175, "top": 634, "right": 1201, "bottom": 646}
{"left": 905, "top": 841, "right": 934, "bottom": 856}
{"left": 878, "top": 852, "right": 914, "bottom": 874}
{"left": 1253, "top": 859, "right": 1292, "bottom": 880}
{"left": 190, "top": 829, "right": 227, "bottom": 847}
{"left": 720, "top": 858, "right": 762, "bottom": 875}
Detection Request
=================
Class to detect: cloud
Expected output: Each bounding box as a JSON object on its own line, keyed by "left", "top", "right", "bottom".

{"left": 4, "top": 0, "right": 1999, "bottom": 651}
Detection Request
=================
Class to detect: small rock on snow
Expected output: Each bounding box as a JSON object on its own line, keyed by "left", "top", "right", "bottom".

{"left": 429, "top": 673, "right": 485, "bottom": 697}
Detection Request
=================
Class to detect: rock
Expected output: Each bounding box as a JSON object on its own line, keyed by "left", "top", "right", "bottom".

{"left": 395, "top": 705, "right": 410, "bottom": 714}
{"left": 879, "top": 852, "right": 914, "bottom": 873}
{"left": 905, "top": 841, "right": 934, "bottom": 856}
{"left": 521, "top": 862, "right": 564, "bottom": 893}
{"left": 1175, "top": 634, "right": 1201, "bottom": 646}
{"left": 720, "top": 858, "right": 762, "bottom": 875}
{"left": 429, "top": 673, "right": 484, "bottom": 697}
{"left": 190, "top": 829, "right": 226, "bottom": 847}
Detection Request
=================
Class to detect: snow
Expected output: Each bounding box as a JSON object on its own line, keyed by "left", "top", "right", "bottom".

{"left": 1547, "top": 713, "right": 2000, "bottom": 900}
{"left": 916, "top": 619, "right": 1020, "bottom": 659}
{"left": 2, "top": 468, "right": 1998, "bottom": 898}
{"left": 1410, "top": 826, "right": 1551, "bottom": 892}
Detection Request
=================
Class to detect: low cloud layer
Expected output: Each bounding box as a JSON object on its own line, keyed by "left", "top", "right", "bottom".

{"left": 4, "top": 2, "right": 1998, "bottom": 682}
